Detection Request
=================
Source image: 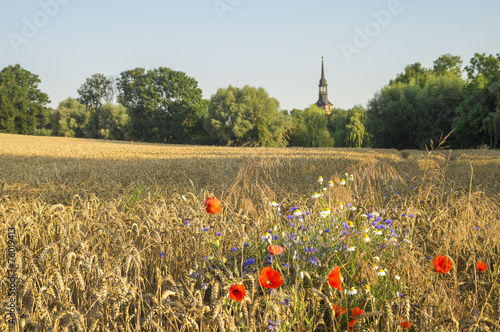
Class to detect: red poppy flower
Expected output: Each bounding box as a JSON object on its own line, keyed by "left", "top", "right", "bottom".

{"left": 399, "top": 317, "right": 412, "bottom": 329}
{"left": 477, "top": 261, "right": 488, "bottom": 271}
{"left": 259, "top": 266, "right": 283, "bottom": 289}
{"left": 268, "top": 245, "right": 284, "bottom": 256}
{"left": 328, "top": 266, "right": 343, "bottom": 291}
{"left": 229, "top": 284, "right": 245, "bottom": 301}
{"left": 204, "top": 196, "right": 221, "bottom": 214}
{"left": 351, "top": 307, "right": 363, "bottom": 318}
{"left": 432, "top": 255, "right": 453, "bottom": 274}
{"left": 332, "top": 304, "right": 346, "bottom": 316}
{"left": 348, "top": 319, "right": 356, "bottom": 331}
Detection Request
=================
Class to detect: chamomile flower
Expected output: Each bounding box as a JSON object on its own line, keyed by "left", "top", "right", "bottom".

{"left": 362, "top": 226, "right": 369, "bottom": 233}
{"left": 293, "top": 209, "right": 303, "bottom": 217}
{"left": 377, "top": 269, "right": 387, "bottom": 277}
{"left": 347, "top": 287, "right": 358, "bottom": 295}
{"left": 373, "top": 256, "right": 380, "bottom": 261}
{"left": 372, "top": 212, "right": 380, "bottom": 217}
{"left": 363, "top": 234, "right": 371, "bottom": 242}
{"left": 318, "top": 176, "right": 323, "bottom": 183}
{"left": 374, "top": 230, "right": 383, "bottom": 236}
{"left": 311, "top": 192, "right": 323, "bottom": 199}
{"left": 372, "top": 265, "right": 379, "bottom": 270}
{"left": 340, "top": 179, "right": 346, "bottom": 186}
{"left": 394, "top": 275, "right": 401, "bottom": 280}
{"left": 320, "top": 209, "right": 331, "bottom": 218}
{"left": 348, "top": 174, "right": 354, "bottom": 181}
{"left": 269, "top": 201, "right": 279, "bottom": 207}
{"left": 346, "top": 246, "right": 356, "bottom": 252}
{"left": 364, "top": 284, "right": 371, "bottom": 291}
{"left": 328, "top": 180, "right": 334, "bottom": 187}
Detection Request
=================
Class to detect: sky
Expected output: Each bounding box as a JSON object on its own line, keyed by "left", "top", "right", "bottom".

{"left": 1, "top": 0, "right": 500, "bottom": 111}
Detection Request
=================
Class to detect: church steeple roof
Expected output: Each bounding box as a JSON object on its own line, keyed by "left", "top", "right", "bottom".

{"left": 319, "top": 56, "right": 327, "bottom": 86}
{"left": 316, "top": 56, "right": 333, "bottom": 114}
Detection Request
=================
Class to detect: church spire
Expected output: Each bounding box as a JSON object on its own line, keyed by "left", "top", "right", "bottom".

{"left": 316, "top": 56, "right": 333, "bottom": 115}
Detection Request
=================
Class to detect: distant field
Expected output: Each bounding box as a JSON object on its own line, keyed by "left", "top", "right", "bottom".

{"left": 1, "top": 133, "right": 499, "bottom": 197}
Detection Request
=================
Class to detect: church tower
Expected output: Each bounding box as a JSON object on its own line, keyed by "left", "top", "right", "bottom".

{"left": 315, "top": 56, "right": 333, "bottom": 115}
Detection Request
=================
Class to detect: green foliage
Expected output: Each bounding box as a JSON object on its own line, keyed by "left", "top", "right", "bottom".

{"left": 206, "top": 85, "right": 289, "bottom": 146}
{"left": 117, "top": 67, "right": 206, "bottom": 143}
{"left": 0, "top": 64, "right": 50, "bottom": 134}
{"left": 367, "top": 72, "right": 464, "bottom": 149}
{"left": 52, "top": 98, "right": 89, "bottom": 137}
{"left": 452, "top": 53, "right": 500, "bottom": 148}
{"left": 97, "top": 103, "right": 130, "bottom": 140}
{"left": 433, "top": 54, "right": 463, "bottom": 76}
{"left": 389, "top": 62, "right": 432, "bottom": 87}
{"left": 288, "top": 105, "right": 333, "bottom": 147}
{"left": 329, "top": 106, "right": 368, "bottom": 147}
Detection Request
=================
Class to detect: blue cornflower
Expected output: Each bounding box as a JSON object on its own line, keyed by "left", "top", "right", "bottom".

{"left": 300, "top": 225, "right": 307, "bottom": 232}
{"left": 385, "top": 219, "right": 393, "bottom": 225}
{"left": 290, "top": 222, "right": 295, "bottom": 227}
{"left": 376, "top": 216, "right": 383, "bottom": 222}
{"left": 372, "top": 221, "right": 378, "bottom": 226}
{"left": 284, "top": 263, "right": 292, "bottom": 268}
{"left": 268, "top": 319, "right": 280, "bottom": 331}
{"left": 410, "top": 186, "right": 414, "bottom": 189}
{"left": 402, "top": 213, "right": 407, "bottom": 217}
{"left": 426, "top": 256, "right": 431, "bottom": 260}
{"left": 161, "top": 252, "right": 166, "bottom": 258}
{"left": 216, "top": 232, "right": 221, "bottom": 237}
{"left": 475, "top": 226, "right": 480, "bottom": 230}
{"left": 280, "top": 295, "right": 292, "bottom": 306}
{"left": 286, "top": 215, "right": 295, "bottom": 220}
{"left": 273, "top": 235, "right": 279, "bottom": 240}
{"left": 309, "top": 256, "right": 319, "bottom": 265}
{"left": 202, "top": 226, "right": 210, "bottom": 232}
{"left": 305, "top": 246, "right": 318, "bottom": 254}
{"left": 230, "top": 247, "right": 238, "bottom": 251}
{"left": 305, "top": 211, "right": 310, "bottom": 215}
{"left": 290, "top": 206, "right": 298, "bottom": 212}
{"left": 409, "top": 214, "right": 415, "bottom": 218}
{"left": 367, "top": 213, "right": 374, "bottom": 219}
{"left": 184, "top": 220, "right": 192, "bottom": 226}
{"left": 290, "top": 233, "right": 297, "bottom": 239}
{"left": 324, "top": 228, "right": 329, "bottom": 233}
{"left": 381, "top": 244, "right": 387, "bottom": 249}
{"left": 243, "top": 242, "right": 250, "bottom": 247}
{"left": 341, "top": 222, "right": 349, "bottom": 229}
{"left": 243, "top": 258, "right": 256, "bottom": 266}
{"left": 399, "top": 292, "right": 404, "bottom": 298}
{"left": 262, "top": 237, "right": 268, "bottom": 242}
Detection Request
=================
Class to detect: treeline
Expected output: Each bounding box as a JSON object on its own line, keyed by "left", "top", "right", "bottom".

{"left": 1, "top": 52, "right": 499, "bottom": 149}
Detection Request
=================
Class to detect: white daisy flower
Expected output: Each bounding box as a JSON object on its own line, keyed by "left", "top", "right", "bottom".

{"left": 340, "top": 179, "right": 346, "bottom": 186}
{"left": 293, "top": 209, "right": 302, "bottom": 217}
{"left": 363, "top": 234, "right": 371, "bottom": 242}
{"left": 311, "top": 192, "right": 323, "bottom": 199}
{"left": 374, "top": 230, "right": 382, "bottom": 236}
{"left": 318, "top": 176, "right": 323, "bottom": 183}
{"left": 394, "top": 275, "right": 401, "bottom": 280}
{"left": 269, "top": 201, "right": 279, "bottom": 207}
{"left": 372, "top": 265, "right": 379, "bottom": 270}
{"left": 346, "top": 246, "right": 356, "bottom": 252}
{"left": 377, "top": 269, "right": 386, "bottom": 277}
{"left": 349, "top": 174, "right": 354, "bottom": 181}
{"left": 364, "top": 284, "right": 371, "bottom": 291}
{"left": 372, "top": 212, "right": 380, "bottom": 217}
{"left": 373, "top": 256, "right": 380, "bottom": 261}
{"left": 328, "top": 180, "right": 334, "bottom": 187}
{"left": 320, "top": 209, "right": 331, "bottom": 218}
{"left": 347, "top": 287, "right": 358, "bottom": 295}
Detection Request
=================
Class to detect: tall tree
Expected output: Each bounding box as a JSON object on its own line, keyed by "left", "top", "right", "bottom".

{"left": 452, "top": 53, "right": 500, "bottom": 148}
{"left": 433, "top": 54, "right": 463, "bottom": 76}
{"left": 52, "top": 98, "right": 89, "bottom": 137}
{"left": 331, "top": 106, "right": 368, "bottom": 147}
{"left": 0, "top": 64, "right": 50, "bottom": 134}
{"left": 288, "top": 105, "right": 333, "bottom": 147}
{"left": 389, "top": 62, "right": 431, "bottom": 87}
{"left": 206, "top": 85, "right": 288, "bottom": 146}
{"left": 77, "top": 74, "right": 116, "bottom": 138}
{"left": 117, "top": 67, "right": 206, "bottom": 143}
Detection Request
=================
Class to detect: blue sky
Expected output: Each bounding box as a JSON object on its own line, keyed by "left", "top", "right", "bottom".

{"left": 1, "top": 0, "right": 499, "bottom": 111}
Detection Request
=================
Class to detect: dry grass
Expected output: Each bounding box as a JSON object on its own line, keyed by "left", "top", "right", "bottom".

{"left": 0, "top": 133, "right": 500, "bottom": 331}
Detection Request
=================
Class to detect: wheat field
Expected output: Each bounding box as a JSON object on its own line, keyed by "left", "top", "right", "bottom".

{"left": 1, "top": 133, "right": 500, "bottom": 331}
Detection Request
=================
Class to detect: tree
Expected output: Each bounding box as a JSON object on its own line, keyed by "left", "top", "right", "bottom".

{"left": 0, "top": 64, "right": 50, "bottom": 134}
{"left": 97, "top": 103, "right": 130, "bottom": 140}
{"left": 367, "top": 73, "right": 464, "bottom": 149}
{"left": 206, "top": 85, "right": 288, "bottom": 146}
{"left": 433, "top": 54, "right": 463, "bottom": 76}
{"left": 330, "top": 106, "right": 368, "bottom": 147}
{"left": 52, "top": 98, "right": 89, "bottom": 137}
{"left": 288, "top": 105, "right": 333, "bottom": 147}
{"left": 452, "top": 53, "right": 500, "bottom": 148}
{"left": 390, "top": 62, "right": 431, "bottom": 87}
{"left": 117, "top": 67, "right": 206, "bottom": 143}
{"left": 77, "top": 74, "right": 116, "bottom": 138}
